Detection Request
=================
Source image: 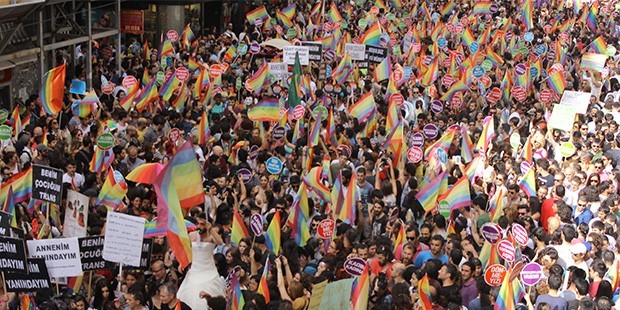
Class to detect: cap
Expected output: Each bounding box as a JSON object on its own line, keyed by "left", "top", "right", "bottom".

{"left": 570, "top": 243, "right": 587, "bottom": 255}
{"left": 36, "top": 144, "right": 50, "bottom": 152}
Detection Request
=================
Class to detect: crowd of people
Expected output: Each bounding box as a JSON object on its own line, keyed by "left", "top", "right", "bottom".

{"left": 1, "top": 0, "right": 620, "bottom": 309}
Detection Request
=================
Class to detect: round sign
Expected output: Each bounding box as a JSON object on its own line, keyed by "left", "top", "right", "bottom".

{"left": 488, "top": 87, "right": 502, "bottom": 102}
{"left": 266, "top": 157, "right": 283, "bottom": 174}
{"left": 438, "top": 200, "right": 451, "bottom": 218}
{"left": 272, "top": 126, "right": 286, "bottom": 141}
{"left": 436, "top": 148, "right": 448, "bottom": 163}
{"left": 237, "top": 168, "right": 253, "bottom": 184}
{"left": 511, "top": 86, "right": 527, "bottom": 102}
{"left": 451, "top": 96, "right": 463, "bottom": 108}
{"left": 407, "top": 146, "right": 423, "bottom": 163}
{"left": 287, "top": 28, "right": 296, "bottom": 39}
{"left": 539, "top": 89, "right": 552, "bottom": 103}
{"left": 0, "top": 109, "right": 8, "bottom": 124}
{"left": 514, "top": 63, "right": 527, "bottom": 76}
{"left": 324, "top": 50, "right": 335, "bottom": 62}
{"left": 410, "top": 132, "right": 425, "bottom": 147}
{"left": 317, "top": 219, "right": 335, "bottom": 239}
{"left": 512, "top": 223, "right": 529, "bottom": 246}
{"left": 472, "top": 66, "right": 485, "bottom": 78}
{"left": 344, "top": 258, "right": 366, "bottom": 277}
{"left": 238, "top": 44, "right": 248, "bottom": 56}
{"left": 423, "top": 124, "right": 439, "bottom": 139}
{"left": 122, "top": 76, "right": 138, "bottom": 89}
{"left": 442, "top": 74, "right": 455, "bottom": 87}
{"left": 102, "top": 81, "right": 115, "bottom": 95}
{"left": 481, "top": 223, "right": 502, "bottom": 244}
{"left": 250, "top": 214, "right": 263, "bottom": 236}
{"left": 312, "top": 106, "right": 329, "bottom": 121}
{"left": 254, "top": 18, "right": 264, "bottom": 28}
{"left": 437, "top": 37, "right": 447, "bottom": 49}
{"left": 481, "top": 60, "right": 493, "bottom": 71}
{"left": 97, "top": 133, "right": 115, "bottom": 150}
{"left": 523, "top": 32, "right": 534, "bottom": 42}
{"left": 559, "top": 141, "right": 576, "bottom": 157}
{"left": 292, "top": 105, "right": 305, "bottom": 120}
{"left": 155, "top": 71, "right": 165, "bottom": 85}
{"left": 520, "top": 262, "right": 544, "bottom": 286}
{"left": 607, "top": 46, "right": 617, "bottom": 57}
{"left": 370, "top": 6, "right": 379, "bottom": 15}
{"left": 430, "top": 100, "right": 443, "bottom": 114}
{"left": 484, "top": 264, "right": 508, "bottom": 287}
{"left": 210, "top": 64, "right": 223, "bottom": 78}
{"left": 521, "top": 161, "right": 532, "bottom": 174}
{"left": 249, "top": 42, "right": 261, "bottom": 54}
{"left": 175, "top": 67, "right": 189, "bottom": 81}
{"left": 490, "top": 3, "right": 499, "bottom": 12}
{"left": 166, "top": 30, "right": 179, "bottom": 42}
{"left": 390, "top": 93, "right": 404, "bottom": 107}
{"left": 469, "top": 42, "right": 479, "bottom": 53}
{"left": 509, "top": 133, "right": 521, "bottom": 149}
{"left": 0, "top": 125, "right": 12, "bottom": 141}
{"left": 497, "top": 240, "right": 516, "bottom": 262}
{"left": 249, "top": 145, "right": 259, "bottom": 160}
{"left": 168, "top": 128, "right": 181, "bottom": 144}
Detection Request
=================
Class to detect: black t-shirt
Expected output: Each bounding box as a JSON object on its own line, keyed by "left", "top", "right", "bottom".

{"left": 372, "top": 215, "right": 388, "bottom": 238}
{"left": 159, "top": 301, "right": 192, "bottom": 310}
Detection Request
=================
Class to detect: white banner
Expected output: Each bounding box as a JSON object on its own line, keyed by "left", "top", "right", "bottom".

{"left": 268, "top": 62, "right": 289, "bottom": 80}
{"left": 282, "top": 46, "right": 310, "bottom": 65}
{"left": 63, "top": 190, "right": 89, "bottom": 238}
{"left": 345, "top": 44, "right": 366, "bottom": 61}
{"left": 559, "top": 91, "right": 591, "bottom": 115}
{"left": 102, "top": 212, "right": 145, "bottom": 266}
{"left": 27, "top": 238, "right": 83, "bottom": 278}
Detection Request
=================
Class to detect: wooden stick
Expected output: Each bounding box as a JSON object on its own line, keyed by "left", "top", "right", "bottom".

{"left": 87, "top": 271, "right": 93, "bottom": 300}
{"left": 55, "top": 278, "right": 59, "bottom": 295}
{"left": 1, "top": 271, "right": 6, "bottom": 296}
{"left": 116, "top": 263, "right": 123, "bottom": 292}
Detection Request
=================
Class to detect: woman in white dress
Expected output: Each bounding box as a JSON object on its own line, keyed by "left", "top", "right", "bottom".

{"left": 176, "top": 218, "right": 226, "bottom": 309}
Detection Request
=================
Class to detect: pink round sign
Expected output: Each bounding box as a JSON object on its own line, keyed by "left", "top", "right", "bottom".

{"left": 497, "top": 240, "right": 516, "bottom": 262}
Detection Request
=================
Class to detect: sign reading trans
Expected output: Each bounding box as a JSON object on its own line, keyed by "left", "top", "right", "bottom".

{"left": 32, "top": 165, "right": 63, "bottom": 205}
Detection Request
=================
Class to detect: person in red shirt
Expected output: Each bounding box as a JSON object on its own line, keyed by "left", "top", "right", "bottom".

{"left": 369, "top": 245, "right": 393, "bottom": 282}
{"left": 540, "top": 185, "right": 564, "bottom": 231}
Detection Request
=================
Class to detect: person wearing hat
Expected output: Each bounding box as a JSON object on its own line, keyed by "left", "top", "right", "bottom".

{"left": 31, "top": 144, "right": 50, "bottom": 166}
{"left": 570, "top": 243, "right": 589, "bottom": 278}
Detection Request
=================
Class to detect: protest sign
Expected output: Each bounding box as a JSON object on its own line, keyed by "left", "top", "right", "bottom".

{"left": 32, "top": 165, "right": 63, "bottom": 205}
{"left": 282, "top": 46, "right": 310, "bottom": 65}
{"left": 0, "top": 236, "right": 27, "bottom": 273}
{"left": 27, "top": 237, "right": 83, "bottom": 278}
{"left": 102, "top": 212, "right": 146, "bottom": 267}
{"left": 0, "top": 210, "right": 11, "bottom": 236}
{"left": 559, "top": 91, "right": 591, "bottom": 114}
{"left": 4, "top": 258, "right": 52, "bottom": 293}
{"left": 365, "top": 45, "right": 388, "bottom": 63}
{"left": 548, "top": 104, "right": 577, "bottom": 132}
{"left": 78, "top": 236, "right": 117, "bottom": 271}
{"left": 345, "top": 44, "right": 366, "bottom": 61}
{"left": 63, "top": 190, "right": 89, "bottom": 238}
{"left": 301, "top": 41, "right": 323, "bottom": 62}
{"left": 319, "top": 278, "right": 354, "bottom": 309}
{"left": 268, "top": 62, "right": 289, "bottom": 81}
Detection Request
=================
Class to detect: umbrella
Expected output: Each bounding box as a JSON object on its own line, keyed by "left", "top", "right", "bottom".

{"left": 260, "top": 38, "right": 292, "bottom": 50}
{"left": 144, "top": 219, "right": 198, "bottom": 238}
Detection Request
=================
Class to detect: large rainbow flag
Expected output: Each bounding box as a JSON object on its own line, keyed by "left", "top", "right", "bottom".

{"left": 0, "top": 167, "right": 32, "bottom": 205}
{"left": 40, "top": 63, "right": 66, "bottom": 115}
{"left": 265, "top": 211, "right": 281, "bottom": 254}
{"left": 248, "top": 97, "right": 279, "bottom": 122}
{"left": 348, "top": 92, "right": 376, "bottom": 123}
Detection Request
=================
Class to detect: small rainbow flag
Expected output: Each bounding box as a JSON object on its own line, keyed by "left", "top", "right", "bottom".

{"left": 181, "top": 24, "right": 195, "bottom": 50}
{"left": 518, "top": 166, "right": 537, "bottom": 197}
{"left": 265, "top": 211, "right": 281, "bottom": 254}
{"left": 248, "top": 97, "right": 279, "bottom": 122}
{"left": 231, "top": 272, "right": 245, "bottom": 310}
{"left": 440, "top": 80, "right": 468, "bottom": 101}
{"left": 171, "top": 84, "right": 190, "bottom": 111}
{"left": 277, "top": 11, "right": 294, "bottom": 29}
{"left": 89, "top": 146, "right": 115, "bottom": 174}
{"left": 495, "top": 268, "right": 521, "bottom": 310}
{"left": 348, "top": 92, "right": 376, "bottom": 123}
{"left": 589, "top": 36, "right": 607, "bottom": 54}
{"left": 604, "top": 259, "right": 620, "bottom": 291}
{"left": 135, "top": 79, "right": 159, "bottom": 112}
{"left": 373, "top": 56, "right": 391, "bottom": 82}
{"left": 419, "top": 274, "right": 433, "bottom": 309}
{"left": 126, "top": 163, "right": 164, "bottom": 185}
{"left": 393, "top": 225, "right": 405, "bottom": 253}
{"left": 40, "top": 63, "right": 66, "bottom": 115}
{"left": 461, "top": 125, "right": 474, "bottom": 163}
{"left": 476, "top": 116, "right": 495, "bottom": 153}
{"left": 303, "top": 167, "right": 331, "bottom": 204}
{"left": 547, "top": 70, "right": 567, "bottom": 94}
{"left": 97, "top": 169, "right": 128, "bottom": 210}
{"left": 0, "top": 167, "right": 32, "bottom": 204}
{"left": 479, "top": 242, "right": 501, "bottom": 269}
{"left": 71, "top": 95, "right": 98, "bottom": 118}
{"left": 360, "top": 23, "right": 381, "bottom": 46}
{"left": 3, "top": 186, "right": 16, "bottom": 227}
{"left": 440, "top": 0, "right": 456, "bottom": 16}
{"left": 339, "top": 173, "right": 357, "bottom": 225}
{"left": 489, "top": 187, "right": 507, "bottom": 223}
{"left": 281, "top": 3, "right": 296, "bottom": 20}
{"left": 425, "top": 125, "right": 458, "bottom": 158}
{"left": 159, "top": 72, "right": 180, "bottom": 101}
{"left": 420, "top": 58, "right": 439, "bottom": 87}
{"left": 416, "top": 170, "right": 448, "bottom": 213}
{"left": 143, "top": 40, "right": 150, "bottom": 60}
{"left": 160, "top": 37, "right": 175, "bottom": 57}
{"left": 351, "top": 263, "right": 370, "bottom": 309}
{"left": 188, "top": 57, "right": 201, "bottom": 72}
{"left": 231, "top": 209, "right": 249, "bottom": 246}
{"left": 581, "top": 52, "right": 607, "bottom": 72}
{"left": 10, "top": 107, "right": 21, "bottom": 141}
{"left": 245, "top": 62, "right": 270, "bottom": 95}
{"left": 257, "top": 258, "right": 271, "bottom": 302}
{"left": 473, "top": 2, "right": 493, "bottom": 14}
{"left": 327, "top": 3, "right": 343, "bottom": 22}
{"left": 586, "top": 4, "right": 597, "bottom": 32}
{"left": 521, "top": 0, "right": 534, "bottom": 30}
{"left": 438, "top": 177, "right": 471, "bottom": 214}
{"left": 308, "top": 109, "right": 322, "bottom": 148}
{"left": 119, "top": 83, "right": 139, "bottom": 111}
{"left": 288, "top": 183, "right": 311, "bottom": 247}
{"left": 331, "top": 172, "right": 345, "bottom": 217}
{"left": 197, "top": 110, "right": 210, "bottom": 145}
{"left": 223, "top": 45, "right": 236, "bottom": 63}
{"left": 193, "top": 68, "right": 209, "bottom": 99}
{"left": 375, "top": 0, "right": 388, "bottom": 11}
{"left": 331, "top": 53, "right": 353, "bottom": 84}
{"left": 246, "top": 5, "right": 269, "bottom": 23}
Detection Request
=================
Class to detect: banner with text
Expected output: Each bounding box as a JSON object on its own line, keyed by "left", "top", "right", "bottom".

{"left": 102, "top": 212, "right": 145, "bottom": 266}
{"left": 27, "top": 237, "right": 83, "bottom": 278}
{"left": 32, "top": 165, "right": 63, "bottom": 205}
{"left": 4, "top": 258, "right": 52, "bottom": 293}
{"left": 0, "top": 236, "right": 27, "bottom": 273}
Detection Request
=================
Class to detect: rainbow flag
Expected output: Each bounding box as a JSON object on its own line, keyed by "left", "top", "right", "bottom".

{"left": 308, "top": 109, "right": 322, "bottom": 148}
{"left": 360, "top": 23, "right": 381, "bottom": 46}
{"left": 438, "top": 177, "right": 471, "bottom": 214}
{"left": 119, "top": 83, "right": 139, "bottom": 111}
{"left": 181, "top": 24, "right": 195, "bottom": 50}
{"left": 265, "top": 211, "right": 281, "bottom": 254}
{"left": 489, "top": 187, "right": 507, "bottom": 223}
{"left": 547, "top": 70, "right": 567, "bottom": 94}
{"left": 440, "top": 80, "right": 468, "bottom": 101}
{"left": 188, "top": 57, "right": 201, "bottom": 72}
{"left": 246, "top": 5, "right": 269, "bottom": 22}
{"left": 40, "top": 63, "right": 66, "bottom": 115}
{"left": 143, "top": 40, "right": 150, "bottom": 60}
{"left": 160, "top": 37, "right": 175, "bottom": 57}
{"left": 393, "top": 225, "right": 405, "bottom": 253}
{"left": 375, "top": 0, "right": 388, "bottom": 11}
{"left": 257, "top": 258, "right": 271, "bottom": 302}
{"left": 331, "top": 172, "right": 345, "bottom": 217}
{"left": 141, "top": 69, "right": 150, "bottom": 87}
{"left": 288, "top": 183, "right": 311, "bottom": 247}
{"left": 10, "top": 107, "right": 21, "bottom": 141}
{"left": 589, "top": 36, "right": 607, "bottom": 54}
{"left": 144, "top": 219, "right": 198, "bottom": 238}
{"left": 416, "top": 170, "right": 448, "bottom": 213}
{"left": 339, "top": 173, "right": 357, "bottom": 225}
{"left": 97, "top": 169, "right": 128, "bottom": 210}
{"left": 581, "top": 53, "right": 607, "bottom": 72}
{"left": 20, "top": 294, "right": 34, "bottom": 310}
{"left": 71, "top": 99, "right": 95, "bottom": 119}
{"left": 159, "top": 72, "right": 180, "bottom": 101}
{"left": 326, "top": 108, "right": 337, "bottom": 146}
{"left": 462, "top": 27, "right": 476, "bottom": 48}
{"left": 521, "top": 0, "right": 534, "bottom": 30}
{"left": 351, "top": 264, "right": 370, "bottom": 310}
{"left": 604, "top": 259, "right": 620, "bottom": 290}
{"left": 424, "top": 126, "right": 458, "bottom": 158}
{"left": 331, "top": 53, "right": 353, "bottom": 84}
{"left": 476, "top": 116, "right": 495, "bottom": 153}
{"left": 461, "top": 125, "right": 474, "bottom": 162}
{"left": 3, "top": 186, "right": 16, "bottom": 227}
{"left": 126, "top": 163, "right": 164, "bottom": 185}
{"left": 348, "top": 92, "right": 376, "bottom": 123}
{"left": 0, "top": 167, "right": 32, "bottom": 205}
{"left": 135, "top": 79, "right": 158, "bottom": 112}
{"left": 223, "top": 45, "right": 237, "bottom": 63}
{"left": 231, "top": 209, "right": 250, "bottom": 246}
{"left": 373, "top": 56, "right": 391, "bottom": 82}
{"left": 486, "top": 47, "right": 505, "bottom": 67}
{"left": 495, "top": 269, "right": 519, "bottom": 310}
{"left": 420, "top": 58, "right": 439, "bottom": 87}
{"left": 303, "top": 167, "right": 330, "bottom": 204}
{"left": 518, "top": 166, "right": 537, "bottom": 197}
{"left": 473, "top": 2, "right": 493, "bottom": 14}
{"left": 193, "top": 68, "right": 210, "bottom": 99}
{"left": 89, "top": 146, "right": 115, "bottom": 174}
{"left": 197, "top": 110, "right": 210, "bottom": 146}
{"left": 327, "top": 3, "right": 343, "bottom": 22}
{"left": 440, "top": 0, "right": 456, "bottom": 16}
{"left": 479, "top": 242, "right": 501, "bottom": 269}
{"left": 419, "top": 274, "right": 433, "bottom": 309}
{"left": 171, "top": 84, "right": 190, "bottom": 111}
{"left": 586, "top": 4, "right": 597, "bottom": 32}
{"left": 248, "top": 97, "right": 279, "bottom": 122}
{"left": 521, "top": 136, "right": 533, "bottom": 163}
{"left": 390, "top": 0, "right": 403, "bottom": 8}
{"left": 276, "top": 11, "right": 294, "bottom": 29}
{"left": 231, "top": 272, "right": 245, "bottom": 310}
{"left": 246, "top": 62, "right": 269, "bottom": 95}
{"left": 281, "top": 3, "right": 296, "bottom": 20}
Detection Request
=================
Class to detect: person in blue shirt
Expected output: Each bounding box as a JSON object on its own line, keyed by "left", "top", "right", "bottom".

{"left": 574, "top": 196, "right": 594, "bottom": 225}
{"left": 413, "top": 235, "right": 449, "bottom": 268}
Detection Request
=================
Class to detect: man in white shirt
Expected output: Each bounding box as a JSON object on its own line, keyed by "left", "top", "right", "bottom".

{"left": 62, "top": 159, "right": 85, "bottom": 191}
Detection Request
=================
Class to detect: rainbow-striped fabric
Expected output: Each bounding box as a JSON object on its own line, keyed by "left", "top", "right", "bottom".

{"left": 40, "top": 63, "right": 66, "bottom": 115}
{"left": 97, "top": 169, "right": 128, "bottom": 211}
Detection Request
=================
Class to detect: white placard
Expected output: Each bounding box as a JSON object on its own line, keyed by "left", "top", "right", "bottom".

{"left": 63, "top": 190, "right": 89, "bottom": 238}
{"left": 282, "top": 46, "right": 310, "bottom": 65}
{"left": 27, "top": 238, "right": 83, "bottom": 278}
{"left": 345, "top": 43, "right": 366, "bottom": 61}
{"left": 268, "top": 62, "right": 289, "bottom": 80}
{"left": 548, "top": 104, "right": 577, "bottom": 132}
{"left": 559, "top": 91, "right": 591, "bottom": 115}
{"left": 102, "top": 212, "right": 145, "bottom": 267}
